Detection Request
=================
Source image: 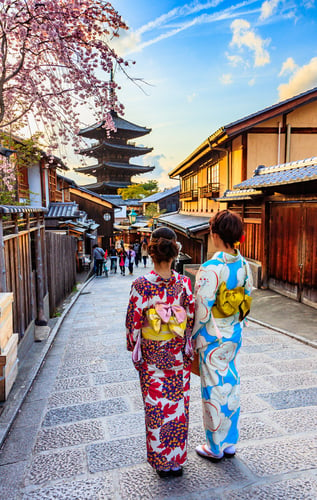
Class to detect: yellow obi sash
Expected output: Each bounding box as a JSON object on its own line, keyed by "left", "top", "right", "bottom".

{"left": 212, "top": 282, "right": 252, "bottom": 321}
{"left": 142, "top": 303, "right": 187, "bottom": 341}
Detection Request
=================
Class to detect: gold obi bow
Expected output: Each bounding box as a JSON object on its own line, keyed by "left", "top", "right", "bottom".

{"left": 142, "top": 303, "right": 187, "bottom": 341}
{"left": 212, "top": 282, "right": 252, "bottom": 321}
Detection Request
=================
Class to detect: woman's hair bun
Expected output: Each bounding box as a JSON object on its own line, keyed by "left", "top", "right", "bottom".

{"left": 149, "top": 227, "right": 179, "bottom": 263}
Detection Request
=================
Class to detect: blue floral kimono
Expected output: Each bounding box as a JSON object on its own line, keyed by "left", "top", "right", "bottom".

{"left": 192, "top": 250, "right": 253, "bottom": 455}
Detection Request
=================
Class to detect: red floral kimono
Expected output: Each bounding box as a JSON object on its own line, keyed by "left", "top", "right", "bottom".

{"left": 126, "top": 270, "right": 195, "bottom": 471}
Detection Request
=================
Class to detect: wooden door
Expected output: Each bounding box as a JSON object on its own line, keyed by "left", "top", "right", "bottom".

{"left": 269, "top": 202, "right": 317, "bottom": 308}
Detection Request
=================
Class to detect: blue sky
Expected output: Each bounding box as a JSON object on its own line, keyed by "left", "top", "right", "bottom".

{"left": 73, "top": 0, "right": 317, "bottom": 188}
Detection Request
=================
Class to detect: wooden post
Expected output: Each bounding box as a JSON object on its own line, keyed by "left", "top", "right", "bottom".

{"left": 0, "top": 215, "right": 7, "bottom": 293}
{"left": 35, "top": 214, "right": 47, "bottom": 324}
{"left": 13, "top": 214, "right": 25, "bottom": 336}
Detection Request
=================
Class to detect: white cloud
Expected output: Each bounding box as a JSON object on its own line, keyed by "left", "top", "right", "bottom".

{"left": 111, "top": 1, "right": 260, "bottom": 55}
{"left": 248, "top": 78, "right": 256, "bottom": 86}
{"left": 279, "top": 57, "right": 297, "bottom": 76}
{"left": 230, "top": 19, "right": 270, "bottom": 67}
{"left": 226, "top": 53, "right": 248, "bottom": 67}
{"left": 278, "top": 57, "right": 317, "bottom": 100}
{"left": 220, "top": 73, "right": 233, "bottom": 85}
{"left": 259, "top": 0, "right": 280, "bottom": 20}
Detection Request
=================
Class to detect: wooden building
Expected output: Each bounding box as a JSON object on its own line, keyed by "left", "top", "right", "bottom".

{"left": 160, "top": 87, "right": 317, "bottom": 268}
{"left": 219, "top": 157, "right": 317, "bottom": 308}
{"left": 141, "top": 186, "right": 180, "bottom": 215}
{"left": 75, "top": 111, "right": 154, "bottom": 195}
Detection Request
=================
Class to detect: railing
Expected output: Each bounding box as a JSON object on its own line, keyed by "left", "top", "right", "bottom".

{"left": 180, "top": 189, "right": 198, "bottom": 200}
{"left": 200, "top": 183, "right": 220, "bottom": 198}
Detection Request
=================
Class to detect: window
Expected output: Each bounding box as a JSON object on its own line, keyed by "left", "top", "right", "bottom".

{"left": 207, "top": 163, "right": 219, "bottom": 185}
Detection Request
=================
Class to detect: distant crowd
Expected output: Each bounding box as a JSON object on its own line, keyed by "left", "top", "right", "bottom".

{"left": 92, "top": 238, "right": 149, "bottom": 277}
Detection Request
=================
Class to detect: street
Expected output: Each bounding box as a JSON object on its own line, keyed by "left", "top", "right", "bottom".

{"left": 0, "top": 264, "right": 317, "bottom": 499}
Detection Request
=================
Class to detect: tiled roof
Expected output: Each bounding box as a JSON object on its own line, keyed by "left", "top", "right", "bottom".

{"left": 101, "top": 195, "right": 142, "bottom": 206}
{"left": 46, "top": 202, "right": 80, "bottom": 218}
{"left": 78, "top": 112, "right": 151, "bottom": 139}
{"left": 142, "top": 186, "right": 180, "bottom": 203}
{"left": 157, "top": 212, "right": 210, "bottom": 234}
{"left": 0, "top": 205, "right": 47, "bottom": 214}
{"left": 235, "top": 157, "right": 317, "bottom": 189}
{"left": 217, "top": 188, "right": 262, "bottom": 201}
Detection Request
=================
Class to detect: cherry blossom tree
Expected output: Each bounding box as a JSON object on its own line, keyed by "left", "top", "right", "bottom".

{"left": 0, "top": 0, "right": 130, "bottom": 201}
{"left": 0, "top": 0, "right": 128, "bottom": 138}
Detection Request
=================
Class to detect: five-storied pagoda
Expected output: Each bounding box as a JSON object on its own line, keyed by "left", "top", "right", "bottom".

{"left": 75, "top": 111, "right": 154, "bottom": 195}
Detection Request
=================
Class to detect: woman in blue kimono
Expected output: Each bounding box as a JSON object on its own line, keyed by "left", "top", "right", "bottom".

{"left": 192, "top": 210, "right": 253, "bottom": 462}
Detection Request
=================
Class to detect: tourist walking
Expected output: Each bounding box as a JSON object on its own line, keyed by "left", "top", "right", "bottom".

{"left": 125, "top": 245, "right": 136, "bottom": 275}
{"left": 133, "top": 240, "right": 141, "bottom": 267}
{"left": 126, "top": 227, "right": 195, "bottom": 477}
{"left": 192, "top": 210, "right": 253, "bottom": 462}
{"left": 141, "top": 240, "right": 149, "bottom": 267}
{"left": 93, "top": 243, "right": 105, "bottom": 277}
{"left": 118, "top": 248, "right": 126, "bottom": 275}
{"left": 109, "top": 245, "right": 118, "bottom": 274}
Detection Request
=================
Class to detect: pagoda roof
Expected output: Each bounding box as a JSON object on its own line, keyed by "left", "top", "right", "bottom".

{"left": 78, "top": 111, "right": 151, "bottom": 140}
{"left": 80, "top": 180, "right": 131, "bottom": 194}
{"left": 75, "top": 162, "right": 154, "bottom": 175}
{"left": 79, "top": 141, "right": 153, "bottom": 158}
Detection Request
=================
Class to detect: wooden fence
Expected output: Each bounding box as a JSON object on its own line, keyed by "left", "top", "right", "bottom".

{"left": 46, "top": 231, "right": 77, "bottom": 317}
{"left": 0, "top": 208, "right": 77, "bottom": 340}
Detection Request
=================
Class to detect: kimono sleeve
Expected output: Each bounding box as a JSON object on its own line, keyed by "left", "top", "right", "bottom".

{"left": 192, "top": 264, "right": 220, "bottom": 338}
{"left": 243, "top": 259, "right": 253, "bottom": 296}
{"left": 125, "top": 282, "right": 144, "bottom": 352}
{"left": 181, "top": 276, "right": 195, "bottom": 335}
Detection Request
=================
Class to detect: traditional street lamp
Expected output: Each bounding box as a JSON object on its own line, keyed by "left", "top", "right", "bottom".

{"left": 128, "top": 208, "right": 137, "bottom": 225}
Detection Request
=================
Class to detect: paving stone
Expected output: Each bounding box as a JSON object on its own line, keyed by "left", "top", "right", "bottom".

{"left": 240, "top": 363, "right": 277, "bottom": 377}
{"left": 13, "top": 400, "right": 46, "bottom": 429}
{"left": 27, "top": 449, "right": 85, "bottom": 485}
{"left": 239, "top": 414, "right": 283, "bottom": 441}
{"left": 22, "top": 475, "right": 115, "bottom": 500}
{"left": 267, "top": 372, "right": 317, "bottom": 390}
{"left": 0, "top": 460, "right": 26, "bottom": 500}
{"left": 103, "top": 380, "right": 140, "bottom": 399}
{"left": 34, "top": 420, "right": 104, "bottom": 452}
{"left": 240, "top": 393, "right": 271, "bottom": 414}
{"left": 43, "top": 398, "right": 129, "bottom": 426}
{"left": 238, "top": 436, "right": 317, "bottom": 477}
{"left": 223, "top": 475, "right": 317, "bottom": 499}
{"left": 93, "top": 369, "right": 138, "bottom": 385}
{"left": 130, "top": 393, "right": 145, "bottom": 412}
{"left": 240, "top": 353, "right": 273, "bottom": 365}
{"left": 105, "top": 357, "right": 133, "bottom": 371}
{"left": 188, "top": 424, "right": 207, "bottom": 449}
{"left": 60, "top": 354, "right": 106, "bottom": 368}
{"left": 242, "top": 344, "right": 285, "bottom": 354}
{"left": 189, "top": 400, "right": 203, "bottom": 425}
{"left": 48, "top": 387, "right": 102, "bottom": 408}
{"left": 265, "top": 349, "right": 312, "bottom": 360}
{"left": 0, "top": 424, "right": 38, "bottom": 465}
{"left": 54, "top": 376, "right": 90, "bottom": 391}
{"left": 269, "top": 358, "right": 317, "bottom": 373}
{"left": 106, "top": 412, "right": 145, "bottom": 438}
{"left": 258, "top": 387, "right": 317, "bottom": 409}
{"left": 241, "top": 377, "right": 278, "bottom": 394}
{"left": 87, "top": 435, "right": 147, "bottom": 472}
{"left": 268, "top": 406, "right": 317, "bottom": 434}
{"left": 56, "top": 361, "right": 108, "bottom": 379}
{"left": 118, "top": 453, "right": 250, "bottom": 499}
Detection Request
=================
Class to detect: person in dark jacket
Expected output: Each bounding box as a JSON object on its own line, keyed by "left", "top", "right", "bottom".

{"left": 93, "top": 244, "right": 105, "bottom": 277}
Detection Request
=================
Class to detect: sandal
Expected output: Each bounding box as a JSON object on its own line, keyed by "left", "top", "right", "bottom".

{"left": 196, "top": 444, "right": 224, "bottom": 462}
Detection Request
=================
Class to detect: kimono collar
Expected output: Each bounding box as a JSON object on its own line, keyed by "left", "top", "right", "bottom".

{"left": 214, "top": 249, "right": 242, "bottom": 264}
{"left": 145, "top": 270, "right": 177, "bottom": 284}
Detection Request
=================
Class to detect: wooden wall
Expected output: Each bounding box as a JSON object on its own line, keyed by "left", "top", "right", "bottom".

{"left": 46, "top": 231, "right": 77, "bottom": 316}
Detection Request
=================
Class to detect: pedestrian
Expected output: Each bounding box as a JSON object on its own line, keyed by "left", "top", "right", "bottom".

{"left": 93, "top": 243, "right": 105, "bottom": 277}
{"left": 126, "top": 227, "right": 195, "bottom": 477}
{"left": 118, "top": 248, "right": 126, "bottom": 275}
{"left": 141, "top": 240, "right": 149, "bottom": 267}
{"left": 125, "top": 245, "right": 136, "bottom": 275}
{"left": 133, "top": 240, "right": 140, "bottom": 267}
{"left": 109, "top": 245, "right": 118, "bottom": 274}
{"left": 192, "top": 210, "right": 253, "bottom": 462}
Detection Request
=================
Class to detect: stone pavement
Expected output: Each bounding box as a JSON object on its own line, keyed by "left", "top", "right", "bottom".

{"left": 0, "top": 264, "right": 317, "bottom": 499}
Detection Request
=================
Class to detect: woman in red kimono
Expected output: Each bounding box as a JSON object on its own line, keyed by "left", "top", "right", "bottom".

{"left": 126, "top": 227, "right": 195, "bottom": 478}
